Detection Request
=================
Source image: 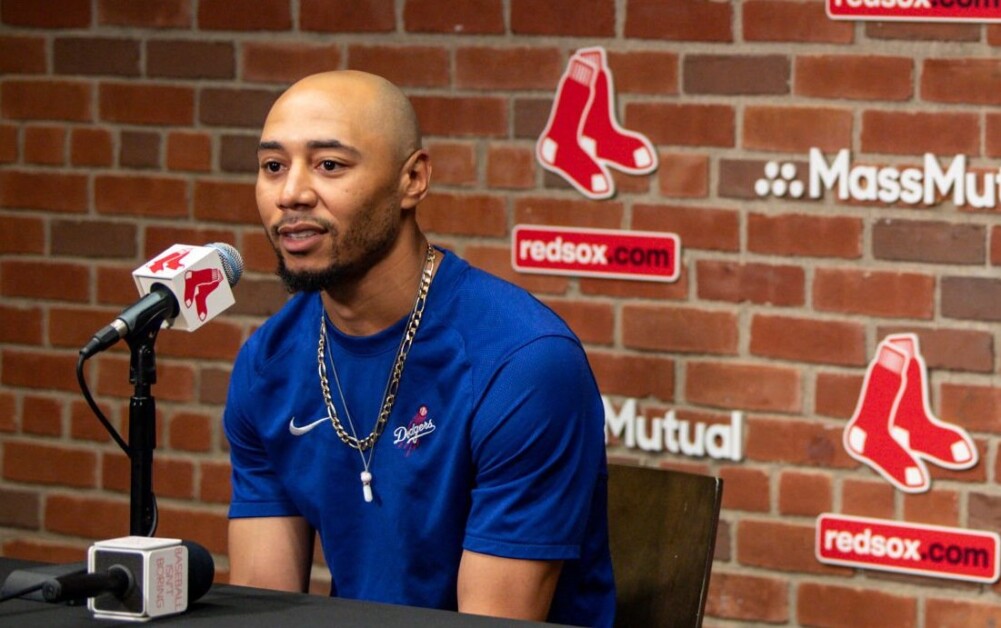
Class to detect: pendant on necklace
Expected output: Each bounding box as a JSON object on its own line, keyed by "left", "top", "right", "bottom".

{"left": 360, "top": 470, "right": 373, "bottom": 503}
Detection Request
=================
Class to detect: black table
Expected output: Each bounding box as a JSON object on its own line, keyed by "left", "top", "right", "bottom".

{"left": 0, "top": 558, "right": 554, "bottom": 627}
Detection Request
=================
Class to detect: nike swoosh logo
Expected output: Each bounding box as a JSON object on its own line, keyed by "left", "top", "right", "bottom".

{"left": 289, "top": 416, "right": 328, "bottom": 436}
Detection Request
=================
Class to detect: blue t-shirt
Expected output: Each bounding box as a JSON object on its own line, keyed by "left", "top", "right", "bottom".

{"left": 224, "top": 248, "right": 615, "bottom": 627}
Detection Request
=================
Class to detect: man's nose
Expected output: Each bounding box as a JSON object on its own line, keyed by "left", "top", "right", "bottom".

{"left": 278, "top": 163, "right": 316, "bottom": 209}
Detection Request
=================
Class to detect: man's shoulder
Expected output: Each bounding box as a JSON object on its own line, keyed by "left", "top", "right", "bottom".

{"left": 238, "top": 291, "right": 316, "bottom": 370}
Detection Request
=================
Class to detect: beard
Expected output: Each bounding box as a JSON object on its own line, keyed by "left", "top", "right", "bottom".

{"left": 271, "top": 211, "right": 400, "bottom": 294}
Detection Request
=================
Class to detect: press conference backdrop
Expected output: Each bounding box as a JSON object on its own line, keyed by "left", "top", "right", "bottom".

{"left": 2, "top": 2, "right": 1001, "bottom": 626}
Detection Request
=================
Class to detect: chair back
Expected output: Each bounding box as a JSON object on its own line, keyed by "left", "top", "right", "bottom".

{"left": 607, "top": 464, "right": 723, "bottom": 628}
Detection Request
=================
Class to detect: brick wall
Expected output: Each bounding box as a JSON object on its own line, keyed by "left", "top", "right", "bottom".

{"left": 2, "top": 1, "right": 1001, "bottom": 625}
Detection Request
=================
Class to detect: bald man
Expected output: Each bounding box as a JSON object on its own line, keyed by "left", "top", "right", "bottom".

{"left": 223, "top": 71, "right": 615, "bottom": 626}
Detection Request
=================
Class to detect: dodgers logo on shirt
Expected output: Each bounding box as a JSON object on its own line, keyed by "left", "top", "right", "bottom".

{"left": 394, "top": 405, "right": 436, "bottom": 456}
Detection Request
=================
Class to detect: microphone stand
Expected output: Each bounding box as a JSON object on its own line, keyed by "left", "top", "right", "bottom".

{"left": 124, "top": 313, "right": 166, "bottom": 537}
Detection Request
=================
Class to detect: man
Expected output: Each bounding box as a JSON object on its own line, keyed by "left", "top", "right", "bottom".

{"left": 223, "top": 70, "right": 615, "bottom": 626}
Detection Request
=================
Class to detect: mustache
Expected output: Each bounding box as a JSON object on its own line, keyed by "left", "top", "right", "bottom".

{"left": 271, "top": 216, "right": 335, "bottom": 237}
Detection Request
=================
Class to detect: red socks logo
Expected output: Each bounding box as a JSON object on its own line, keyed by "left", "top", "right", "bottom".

{"left": 536, "top": 47, "right": 657, "bottom": 200}
{"left": 183, "top": 268, "right": 224, "bottom": 321}
{"left": 844, "top": 334, "right": 977, "bottom": 493}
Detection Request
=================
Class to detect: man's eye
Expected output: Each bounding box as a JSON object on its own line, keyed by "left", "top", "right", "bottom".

{"left": 261, "top": 161, "right": 282, "bottom": 173}
{"left": 319, "top": 160, "right": 340, "bottom": 171}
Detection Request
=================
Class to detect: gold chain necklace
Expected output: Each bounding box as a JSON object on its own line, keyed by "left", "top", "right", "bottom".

{"left": 316, "top": 243, "right": 436, "bottom": 502}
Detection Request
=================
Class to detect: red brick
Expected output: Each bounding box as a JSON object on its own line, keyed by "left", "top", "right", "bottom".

{"left": 587, "top": 352, "right": 674, "bottom": 400}
{"left": 540, "top": 305, "right": 611, "bottom": 353}
{"left": 923, "top": 58, "right": 1001, "bottom": 105}
{"left": 456, "top": 47, "right": 562, "bottom": 90}
{"left": 1, "top": 80, "right": 92, "bottom": 121}
{"left": 157, "top": 319, "right": 243, "bottom": 361}
{"left": 54, "top": 37, "right": 140, "bottom": 76}
{"left": 1, "top": 260, "right": 89, "bottom": 301}
{"left": 417, "top": 193, "right": 507, "bottom": 237}
{"left": 411, "top": 96, "right": 508, "bottom": 138}
{"left": 751, "top": 315, "right": 865, "bottom": 366}
{"left": 705, "top": 572, "right": 789, "bottom": 623}
{"left": 200, "top": 367, "right": 234, "bottom": 407}
{"left": 0, "top": 171, "right": 88, "bottom": 212}
{"left": 147, "top": 40, "right": 234, "bottom": 79}
{"left": 0, "top": 392, "right": 14, "bottom": 433}
{"left": 102, "top": 454, "right": 195, "bottom": 499}
{"left": 623, "top": 305, "right": 738, "bottom": 355}
{"left": 743, "top": 0, "right": 854, "bottom": 43}
{"left": 193, "top": 180, "right": 258, "bottom": 224}
{"left": 0, "top": 36, "right": 46, "bottom": 73}
{"left": 580, "top": 271, "right": 688, "bottom": 301}
{"left": 3, "top": 441, "right": 96, "bottom": 488}
{"left": 605, "top": 51, "right": 679, "bottom": 95}
{"left": 0, "top": 304, "right": 42, "bottom": 344}
{"left": 993, "top": 224, "right": 1001, "bottom": 264}
{"left": 989, "top": 114, "right": 1001, "bottom": 159}
{"left": 346, "top": 45, "right": 448, "bottom": 87}
{"left": 300, "top": 0, "right": 395, "bottom": 33}
{"left": 0, "top": 486, "right": 41, "bottom": 528}
{"left": 862, "top": 111, "right": 979, "bottom": 156}
{"left": 841, "top": 478, "right": 895, "bottom": 519}
{"left": 942, "top": 276, "right": 1001, "bottom": 322}
{"left": 657, "top": 153, "right": 708, "bottom": 198}
{"left": 626, "top": 103, "right": 735, "bottom": 147}
{"left": 815, "top": 372, "right": 863, "bottom": 420}
{"left": 685, "top": 54, "right": 790, "bottom": 95}
{"left": 70, "top": 127, "right": 113, "bottom": 167}
{"left": 242, "top": 42, "right": 342, "bottom": 84}
{"left": 99, "top": 83, "right": 194, "bottom": 126}
{"left": 97, "top": 265, "right": 152, "bottom": 306}
{"left": 926, "top": 599, "right": 1001, "bottom": 628}
{"left": 738, "top": 520, "right": 847, "bottom": 575}
{"left": 70, "top": 398, "right": 117, "bottom": 443}
{"left": 95, "top": 175, "right": 188, "bottom": 217}
{"left": 0, "top": 125, "right": 16, "bottom": 163}
{"left": 697, "top": 261, "right": 804, "bottom": 307}
{"left": 511, "top": 0, "right": 614, "bottom": 36}
{"left": 625, "top": 0, "right": 732, "bottom": 42}
{"left": 4, "top": 540, "right": 86, "bottom": 564}
{"left": 778, "top": 471, "right": 832, "bottom": 517}
{"left": 749, "top": 213, "right": 862, "bottom": 259}
{"left": 198, "top": 0, "right": 290, "bottom": 30}
{"left": 867, "top": 20, "right": 980, "bottom": 42}
{"left": 98, "top": 0, "right": 193, "bottom": 27}
{"left": 903, "top": 489, "right": 959, "bottom": 527}
{"left": 23, "top": 126, "right": 65, "bottom": 165}
{"left": 155, "top": 506, "right": 229, "bottom": 555}
{"left": 45, "top": 494, "right": 129, "bottom": 539}
{"left": 200, "top": 461, "right": 232, "bottom": 504}
{"left": 169, "top": 412, "right": 213, "bottom": 452}
{"left": 687, "top": 362, "right": 800, "bottom": 413}
{"left": 876, "top": 326, "right": 993, "bottom": 373}
{"left": 404, "top": 0, "right": 503, "bottom": 34}
{"left": 486, "top": 144, "right": 534, "bottom": 190}
{"left": 0, "top": 350, "right": 80, "bottom": 392}
{"left": 873, "top": 219, "right": 984, "bottom": 265}
{"left": 633, "top": 204, "right": 738, "bottom": 252}
{"left": 0, "top": 215, "right": 45, "bottom": 255}
{"left": 814, "top": 268, "right": 935, "bottom": 319}
{"left": 428, "top": 141, "right": 478, "bottom": 185}
{"left": 143, "top": 226, "right": 236, "bottom": 261}
{"left": 744, "top": 106, "right": 852, "bottom": 152}
{"left": 745, "top": 417, "right": 854, "bottom": 468}
{"left": 938, "top": 384, "right": 1001, "bottom": 434}
{"left": 514, "top": 197, "right": 623, "bottom": 230}
{"left": 166, "top": 132, "right": 211, "bottom": 172}
{"left": 796, "top": 55, "right": 913, "bottom": 101}
{"left": 798, "top": 582, "right": 916, "bottom": 628}
{"left": 719, "top": 467, "right": 770, "bottom": 512}
{"left": 22, "top": 395, "right": 63, "bottom": 436}
{"left": 2, "top": 0, "right": 91, "bottom": 27}
{"left": 49, "top": 307, "right": 126, "bottom": 351}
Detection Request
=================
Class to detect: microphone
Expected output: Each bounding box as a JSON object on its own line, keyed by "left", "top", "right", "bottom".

{"left": 41, "top": 537, "right": 214, "bottom": 621}
{"left": 81, "top": 242, "right": 243, "bottom": 359}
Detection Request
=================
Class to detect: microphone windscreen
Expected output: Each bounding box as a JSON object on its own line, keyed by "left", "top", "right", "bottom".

{"left": 206, "top": 242, "right": 244, "bottom": 287}
{"left": 182, "top": 540, "right": 215, "bottom": 603}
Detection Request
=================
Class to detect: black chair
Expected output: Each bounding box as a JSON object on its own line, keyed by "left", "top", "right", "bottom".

{"left": 607, "top": 464, "right": 724, "bottom": 628}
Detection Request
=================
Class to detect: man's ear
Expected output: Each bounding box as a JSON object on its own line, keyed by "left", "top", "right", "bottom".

{"left": 400, "top": 149, "right": 431, "bottom": 210}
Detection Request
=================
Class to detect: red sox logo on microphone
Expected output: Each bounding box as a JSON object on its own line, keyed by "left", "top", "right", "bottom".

{"left": 146, "top": 249, "right": 224, "bottom": 322}
{"left": 536, "top": 46, "right": 658, "bottom": 200}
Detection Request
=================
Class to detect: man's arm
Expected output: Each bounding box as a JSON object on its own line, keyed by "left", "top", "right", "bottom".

{"left": 228, "top": 516, "right": 314, "bottom": 593}
{"left": 456, "top": 550, "right": 563, "bottom": 621}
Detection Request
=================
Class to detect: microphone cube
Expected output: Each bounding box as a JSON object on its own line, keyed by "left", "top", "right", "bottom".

{"left": 89, "top": 536, "right": 189, "bottom": 621}
{"left": 132, "top": 244, "right": 236, "bottom": 333}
